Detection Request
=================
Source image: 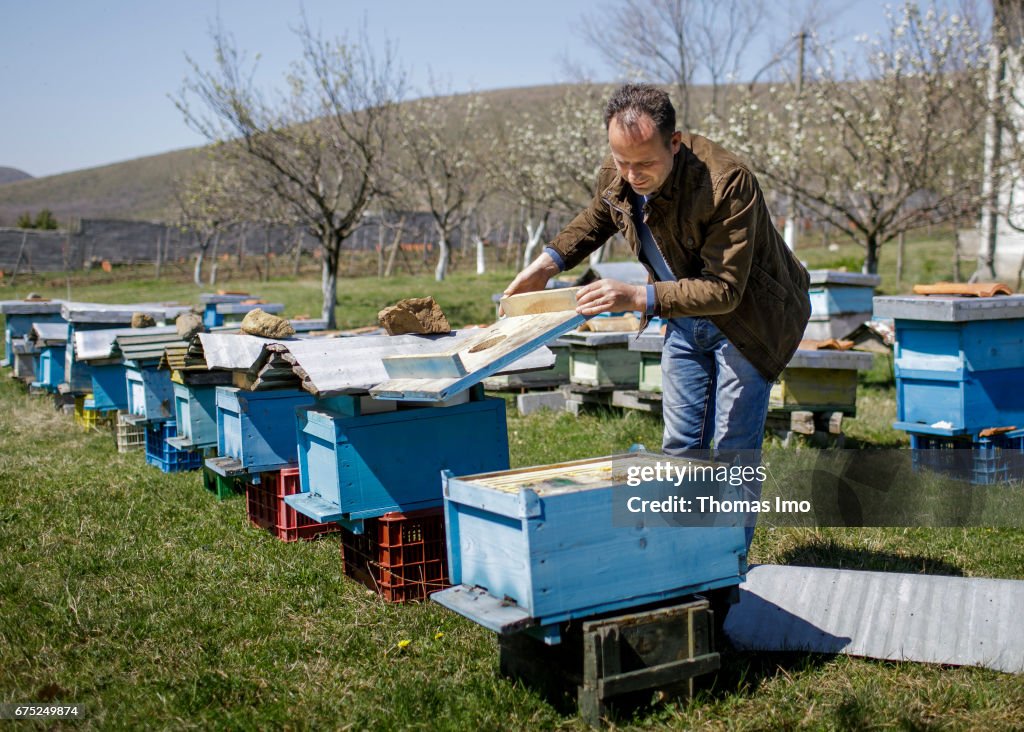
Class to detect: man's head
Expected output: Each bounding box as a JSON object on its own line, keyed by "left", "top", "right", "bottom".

{"left": 604, "top": 83, "right": 681, "bottom": 196}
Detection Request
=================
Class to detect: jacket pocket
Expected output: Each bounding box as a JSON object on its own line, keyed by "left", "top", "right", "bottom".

{"left": 750, "top": 262, "right": 787, "bottom": 303}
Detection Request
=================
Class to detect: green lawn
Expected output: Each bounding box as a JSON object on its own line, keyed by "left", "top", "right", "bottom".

{"left": 2, "top": 252, "right": 1024, "bottom": 729}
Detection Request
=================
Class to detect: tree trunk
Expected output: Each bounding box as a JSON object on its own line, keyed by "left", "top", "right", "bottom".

{"left": 321, "top": 253, "right": 338, "bottom": 329}
{"left": 155, "top": 234, "right": 163, "bottom": 279}
{"left": 952, "top": 228, "right": 962, "bottom": 283}
{"left": 863, "top": 235, "right": 879, "bottom": 275}
{"left": 237, "top": 224, "right": 247, "bottom": 268}
{"left": 589, "top": 243, "right": 607, "bottom": 267}
{"left": 293, "top": 232, "right": 303, "bottom": 276}
{"left": 383, "top": 217, "right": 406, "bottom": 278}
{"left": 194, "top": 249, "right": 205, "bottom": 286}
{"left": 435, "top": 235, "right": 449, "bottom": 282}
{"left": 209, "top": 232, "right": 221, "bottom": 286}
{"left": 475, "top": 236, "right": 486, "bottom": 275}
{"left": 263, "top": 229, "right": 271, "bottom": 283}
{"left": 896, "top": 231, "right": 905, "bottom": 286}
{"left": 522, "top": 219, "right": 546, "bottom": 269}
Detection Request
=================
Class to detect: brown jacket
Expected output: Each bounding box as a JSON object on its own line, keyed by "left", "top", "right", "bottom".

{"left": 548, "top": 132, "right": 811, "bottom": 381}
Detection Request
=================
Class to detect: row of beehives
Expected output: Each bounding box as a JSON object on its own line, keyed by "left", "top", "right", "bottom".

{"left": 0, "top": 293, "right": 530, "bottom": 604}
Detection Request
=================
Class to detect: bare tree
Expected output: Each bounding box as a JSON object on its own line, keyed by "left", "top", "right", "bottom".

{"left": 716, "top": 1, "right": 989, "bottom": 274}
{"left": 392, "top": 93, "right": 492, "bottom": 281}
{"left": 977, "top": 0, "right": 1024, "bottom": 284}
{"left": 579, "top": 0, "right": 774, "bottom": 127}
{"left": 173, "top": 157, "right": 249, "bottom": 286}
{"left": 175, "top": 19, "right": 404, "bottom": 328}
{"left": 504, "top": 85, "right": 610, "bottom": 269}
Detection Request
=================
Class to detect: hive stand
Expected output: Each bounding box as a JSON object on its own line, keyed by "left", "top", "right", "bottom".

{"left": 499, "top": 598, "right": 719, "bottom": 728}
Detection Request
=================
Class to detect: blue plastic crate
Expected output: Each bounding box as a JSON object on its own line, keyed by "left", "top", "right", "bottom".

{"left": 909, "top": 430, "right": 1024, "bottom": 485}
{"left": 145, "top": 421, "right": 204, "bottom": 473}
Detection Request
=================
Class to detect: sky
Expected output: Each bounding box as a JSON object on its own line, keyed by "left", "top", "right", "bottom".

{"left": 0, "top": 0, "right": 977, "bottom": 178}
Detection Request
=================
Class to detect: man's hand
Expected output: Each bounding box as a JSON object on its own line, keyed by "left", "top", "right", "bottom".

{"left": 500, "top": 252, "right": 561, "bottom": 315}
{"left": 575, "top": 278, "right": 647, "bottom": 316}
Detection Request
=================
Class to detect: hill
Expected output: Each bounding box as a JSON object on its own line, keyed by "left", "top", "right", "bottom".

{"left": 0, "top": 167, "right": 33, "bottom": 186}
{"left": 0, "top": 84, "right": 587, "bottom": 226}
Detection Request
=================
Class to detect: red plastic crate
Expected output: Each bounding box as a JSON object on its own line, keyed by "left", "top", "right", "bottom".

{"left": 340, "top": 508, "right": 450, "bottom": 603}
{"left": 248, "top": 467, "right": 341, "bottom": 542}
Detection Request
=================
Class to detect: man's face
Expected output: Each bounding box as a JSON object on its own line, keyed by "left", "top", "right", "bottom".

{"left": 607, "top": 114, "right": 681, "bottom": 197}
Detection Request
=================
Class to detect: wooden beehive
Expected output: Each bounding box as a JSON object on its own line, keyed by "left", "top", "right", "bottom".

{"left": 436, "top": 453, "right": 747, "bottom": 631}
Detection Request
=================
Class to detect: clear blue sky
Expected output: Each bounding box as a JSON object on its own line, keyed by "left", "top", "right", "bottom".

{"left": 0, "top": 0, "right": 974, "bottom": 178}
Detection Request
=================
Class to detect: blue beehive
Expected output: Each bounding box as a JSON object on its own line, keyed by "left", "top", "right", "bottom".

{"left": 35, "top": 346, "right": 66, "bottom": 392}
{"left": 809, "top": 285, "right": 876, "bottom": 318}
{"left": 168, "top": 382, "right": 219, "bottom": 449}
{"left": 875, "top": 295, "right": 1024, "bottom": 437}
{"left": 287, "top": 392, "right": 509, "bottom": 525}
{"left": 125, "top": 365, "right": 176, "bottom": 423}
{"left": 211, "top": 386, "right": 315, "bottom": 474}
{"left": 89, "top": 363, "right": 129, "bottom": 411}
{"left": 2, "top": 311, "right": 64, "bottom": 368}
{"left": 434, "top": 453, "right": 747, "bottom": 633}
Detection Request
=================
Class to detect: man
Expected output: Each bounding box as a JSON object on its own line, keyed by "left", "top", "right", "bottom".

{"left": 504, "top": 83, "right": 810, "bottom": 548}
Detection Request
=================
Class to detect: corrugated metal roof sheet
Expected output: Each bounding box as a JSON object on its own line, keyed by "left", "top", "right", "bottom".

{"left": 266, "top": 329, "right": 555, "bottom": 397}
{"left": 115, "top": 330, "right": 189, "bottom": 363}
{"left": 75, "top": 326, "right": 177, "bottom": 361}
{"left": 60, "top": 302, "right": 192, "bottom": 323}
{"left": 725, "top": 564, "right": 1024, "bottom": 673}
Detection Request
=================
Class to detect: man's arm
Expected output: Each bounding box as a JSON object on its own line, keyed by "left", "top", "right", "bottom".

{"left": 654, "top": 166, "right": 761, "bottom": 317}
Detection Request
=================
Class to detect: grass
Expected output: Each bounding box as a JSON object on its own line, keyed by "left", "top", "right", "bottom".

{"left": 3, "top": 263, "right": 1024, "bottom": 729}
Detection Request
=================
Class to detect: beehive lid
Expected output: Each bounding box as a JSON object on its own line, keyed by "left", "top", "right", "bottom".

{"left": 873, "top": 294, "right": 1024, "bottom": 322}
{"left": 29, "top": 322, "right": 70, "bottom": 346}
{"left": 371, "top": 289, "right": 586, "bottom": 401}
{"left": 808, "top": 270, "right": 882, "bottom": 287}
{"left": 0, "top": 299, "right": 66, "bottom": 315}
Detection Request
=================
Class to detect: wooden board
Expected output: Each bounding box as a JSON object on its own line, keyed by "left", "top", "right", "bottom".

{"left": 373, "top": 310, "right": 585, "bottom": 401}
{"left": 499, "top": 287, "right": 582, "bottom": 317}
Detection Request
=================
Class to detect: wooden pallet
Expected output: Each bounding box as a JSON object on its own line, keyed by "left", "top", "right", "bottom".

{"left": 611, "top": 389, "right": 663, "bottom": 414}
{"left": 766, "top": 409, "right": 846, "bottom": 447}
{"left": 498, "top": 598, "right": 718, "bottom": 728}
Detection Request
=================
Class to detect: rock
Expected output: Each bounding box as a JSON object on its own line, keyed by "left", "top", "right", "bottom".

{"left": 131, "top": 312, "right": 157, "bottom": 328}
{"left": 240, "top": 308, "right": 295, "bottom": 338}
{"left": 176, "top": 312, "right": 205, "bottom": 340}
{"left": 378, "top": 297, "right": 451, "bottom": 336}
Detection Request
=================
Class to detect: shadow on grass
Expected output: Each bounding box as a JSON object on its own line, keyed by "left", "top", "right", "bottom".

{"left": 778, "top": 540, "right": 965, "bottom": 576}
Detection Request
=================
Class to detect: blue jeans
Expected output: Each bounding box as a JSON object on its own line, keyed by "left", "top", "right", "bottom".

{"left": 660, "top": 317, "right": 771, "bottom": 548}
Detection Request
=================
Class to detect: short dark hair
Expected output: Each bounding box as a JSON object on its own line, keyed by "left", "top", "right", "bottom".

{"left": 604, "top": 83, "right": 676, "bottom": 147}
